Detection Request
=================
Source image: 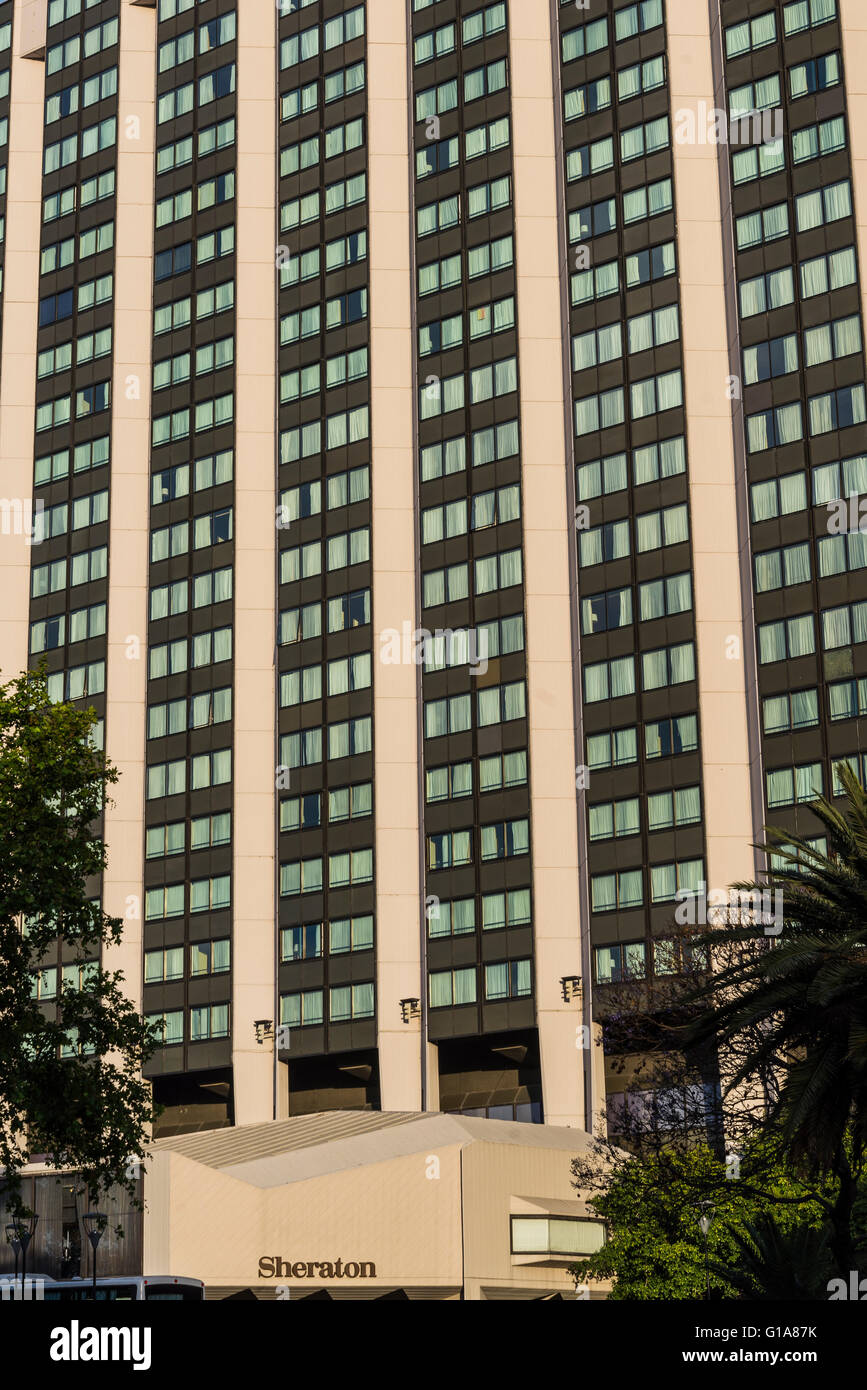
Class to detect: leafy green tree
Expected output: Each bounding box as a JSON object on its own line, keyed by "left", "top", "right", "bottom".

{"left": 571, "top": 1130, "right": 852, "bottom": 1300}
{"left": 680, "top": 762, "right": 867, "bottom": 1272}
{"left": 0, "top": 668, "right": 156, "bottom": 1215}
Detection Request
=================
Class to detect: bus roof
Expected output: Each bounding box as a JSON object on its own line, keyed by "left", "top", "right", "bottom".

{"left": 29, "top": 1275, "right": 204, "bottom": 1286}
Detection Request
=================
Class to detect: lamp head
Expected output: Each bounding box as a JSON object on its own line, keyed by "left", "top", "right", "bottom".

{"left": 698, "top": 1200, "right": 714, "bottom": 1237}
{"left": 82, "top": 1212, "right": 107, "bottom": 1251}
{"left": 10, "top": 1212, "right": 38, "bottom": 1248}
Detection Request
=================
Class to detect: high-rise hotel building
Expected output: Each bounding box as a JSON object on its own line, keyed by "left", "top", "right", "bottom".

{"left": 1, "top": 0, "right": 865, "bottom": 1138}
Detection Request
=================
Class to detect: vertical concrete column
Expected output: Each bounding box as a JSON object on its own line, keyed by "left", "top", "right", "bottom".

{"left": 667, "top": 1, "right": 759, "bottom": 898}
{"left": 509, "top": 0, "right": 585, "bottom": 1129}
{"left": 369, "top": 0, "right": 424, "bottom": 1111}
{"left": 839, "top": 1, "right": 867, "bottom": 341}
{"left": 231, "top": 1, "right": 278, "bottom": 1123}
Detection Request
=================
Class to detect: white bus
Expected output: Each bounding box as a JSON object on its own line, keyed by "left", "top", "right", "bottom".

{"left": 38, "top": 1275, "right": 205, "bottom": 1302}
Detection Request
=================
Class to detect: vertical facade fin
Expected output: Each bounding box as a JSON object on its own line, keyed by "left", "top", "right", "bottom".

{"left": 369, "top": 0, "right": 423, "bottom": 1113}
{"left": 231, "top": 0, "right": 278, "bottom": 1123}
{"left": 509, "top": 0, "right": 585, "bottom": 1130}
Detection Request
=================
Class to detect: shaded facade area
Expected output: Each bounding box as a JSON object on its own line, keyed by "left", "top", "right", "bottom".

{"left": 0, "top": 1173, "right": 142, "bottom": 1283}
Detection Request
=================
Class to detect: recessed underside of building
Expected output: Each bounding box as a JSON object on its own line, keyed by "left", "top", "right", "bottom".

{"left": 145, "top": 1109, "right": 607, "bottom": 1300}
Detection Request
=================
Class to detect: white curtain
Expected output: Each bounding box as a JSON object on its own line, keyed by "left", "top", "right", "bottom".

{"left": 353, "top": 983, "right": 374, "bottom": 1019}
{"left": 564, "top": 85, "right": 586, "bottom": 121}
{"left": 636, "top": 512, "right": 661, "bottom": 552}
{"left": 763, "top": 202, "right": 788, "bottom": 240}
{"left": 740, "top": 276, "right": 765, "bottom": 316}
{"left": 668, "top": 572, "right": 692, "bottom": 611}
{"left": 655, "top": 305, "right": 679, "bottom": 344}
{"left": 616, "top": 799, "right": 640, "bottom": 836}
{"left": 800, "top": 254, "right": 828, "bottom": 298}
{"left": 640, "top": 581, "right": 665, "bottom": 621}
{"left": 732, "top": 149, "right": 757, "bottom": 185}
{"left": 642, "top": 650, "right": 667, "bottom": 691}
{"left": 628, "top": 314, "right": 653, "bottom": 355}
{"left": 465, "top": 127, "right": 486, "bottom": 159}
{"left": 805, "top": 324, "right": 832, "bottom": 367}
{"left": 780, "top": 472, "right": 807, "bottom": 512}
{"left": 623, "top": 187, "right": 646, "bottom": 224}
{"left": 796, "top": 190, "right": 823, "bottom": 232}
{"left": 848, "top": 532, "right": 867, "bottom": 570}
{"left": 579, "top": 529, "right": 604, "bottom": 567}
{"left": 829, "top": 685, "right": 855, "bottom": 721}
{"left": 830, "top": 247, "right": 856, "bottom": 290}
{"left": 744, "top": 405, "right": 768, "bottom": 450}
{"left": 631, "top": 379, "right": 655, "bottom": 418}
{"left": 752, "top": 11, "right": 777, "bottom": 44}
{"left": 819, "top": 603, "right": 849, "bottom": 654}
{"left": 670, "top": 642, "right": 695, "bottom": 684}
{"left": 633, "top": 443, "right": 658, "bottom": 485}
{"left": 575, "top": 396, "right": 599, "bottom": 435}
{"left": 810, "top": 394, "right": 834, "bottom": 436}
{"left": 610, "top": 656, "right": 635, "bottom": 698}
{"left": 567, "top": 145, "right": 590, "bottom": 181}
{"left": 503, "top": 682, "right": 525, "bottom": 721}
{"left": 591, "top": 876, "right": 615, "bottom": 913}
{"left": 769, "top": 268, "right": 794, "bottom": 307}
{"left": 620, "top": 126, "right": 644, "bottom": 162}
{"left": 493, "top": 358, "right": 516, "bottom": 396}
{"left": 676, "top": 786, "right": 701, "bottom": 824}
{"left": 649, "top": 177, "right": 672, "bottom": 216}
{"left": 592, "top": 137, "right": 614, "bottom": 172}
{"left": 751, "top": 480, "right": 776, "bottom": 521}
{"left": 620, "top": 870, "right": 643, "bottom": 908}
{"left": 651, "top": 865, "right": 676, "bottom": 903}
{"left": 824, "top": 180, "right": 851, "bottom": 221}
{"left": 755, "top": 551, "right": 782, "bottom": 591}
{"left": 842, "top": 455, "right": 867, "bottom": 495}
{"left": 573, "top": 330, "right": 597, "bottom": 369}
{"left": 777, "top": 402, "right": 802, "bottom": 443}
{"left": 498, "top": 485, "right": 520, "bottom": 524}
{"left": 835, "top": 315, "right": 861, "bottom": 357}
{"left": 657, "top": 370, "right": 683, "bottom": 411}
{"left": 509, "top": 819, "right": 529, "bottom": 856}
{"left": 792, "top": 689, "right": 818, "bottom": 727}
{"left": 597, "top": 261, "right": 619, "bottom": 297}
{"left": 755, "top": 74, "right": 780, "bottom": 108}
{"left": 647, "top": 792, "right": 671, "bottom": 831}
{"left": 618, "top": 67, "right": 640, "bottom": 100}
{"left": 454, "top": 968, "right": 476, "bottom": 1006}
{"left": 789, "top": 617, "right": 816, "bottom": 658}
{"left": 589, "top": 805, "right": 612, "bottom": 840}
{"left": 759, "top": 141, "right": 785, "bottom": 176}
{"left": 663, "top": 505, "right": 688, "bottom": 545}
{"left": 499, "top": 549, "right": 522, "bottom": 588}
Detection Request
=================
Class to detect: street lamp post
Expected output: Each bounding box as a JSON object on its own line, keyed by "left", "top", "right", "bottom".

{"left": 5, "top": 1225, "right": 21, "bottom": 1295}
{"left": 11, "top": 1212, "right": 38, "bottom": 1302}
{"left": 698, "top": 1201, "right": 714, "bottom": 1301}
{"left": 82, "top": 1212, "right": 107, "bottom": 1300}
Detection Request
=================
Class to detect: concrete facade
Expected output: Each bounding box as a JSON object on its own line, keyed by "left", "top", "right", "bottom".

{"left": 3, "top": 0, "right": 865, "bottom": 1143}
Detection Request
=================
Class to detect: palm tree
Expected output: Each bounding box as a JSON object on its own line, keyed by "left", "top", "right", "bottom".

{"left": 679, "top": 762, "right": 867, "bottom": 1274}
{"left": 708, "top": 1214, "right": 833, "bottom": 1301}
